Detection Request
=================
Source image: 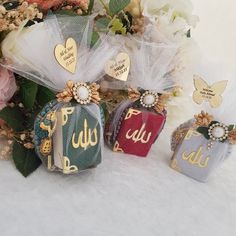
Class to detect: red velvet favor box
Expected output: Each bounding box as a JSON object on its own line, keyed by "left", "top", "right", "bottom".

{"left": 113, "top": 108, "right": 166, "bottom": 157}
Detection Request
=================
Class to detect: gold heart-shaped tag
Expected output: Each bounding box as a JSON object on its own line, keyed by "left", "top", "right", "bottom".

{"left": 105, "top": 52, "right": 130, "bottom": 81}
{"left": 54, "top": 38, "right": 77, "bottom": 74}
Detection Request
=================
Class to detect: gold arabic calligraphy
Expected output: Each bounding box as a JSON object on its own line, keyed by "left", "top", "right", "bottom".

{"left": 125, "top": 123, "right": 152, "bottom": 144}
{"left": 72, "top": 119, "right": 98, "bottom": 150}
{"left": 182, "top": 146, "right": 209, "bottom": 168}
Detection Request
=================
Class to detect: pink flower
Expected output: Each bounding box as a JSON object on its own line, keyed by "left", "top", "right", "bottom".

{"left": 27, "top": 0, "right": 63, "bottom": 10}
{"left": 0, "top": 66, "right": 17, "bottom": 110}
{"left": 27, "top": 0, "right": 89, "bottom": 11}
{"left": 68, "top": 0, "right": 89, "bottom": 10}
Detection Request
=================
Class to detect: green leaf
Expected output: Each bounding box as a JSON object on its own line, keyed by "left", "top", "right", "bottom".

{"left": 197, "top": 127, "right": 210, "bottom": 140}
{"left": 90, "top": 31, "right": 100, "bottom": 48}
{"left": 0, "top": 106, "right": 24, "bottom": 131}
{"left": 95, "top": 17, "right": 110, "bottom": 31}
{"left": 187, "top": 29, "right": 191, "bottom": 38}
{"left": 12, "top": 141, "right": 41, "bottom": 177}
{"left": 228, "top": 125, "right": 235, "bottom": 131}
{"left": 3, "top": 1, "right": 20, "bottom": 10}
{"left": 110, "top": 18, "right": 127, "bottom": 34}
{"left": 109, "top": 0, "right": 131, "bottom": 15}
{"left": 87, "top": 0, "right": 94, "bottom": 14}
{"left": 100, "top": 102, "right": 109, "bottom": 123}
{"left": 37, "top": 86, "right": 56, "bottom": 107}
{"left": 20, "top": 80, "right": 38, "bottom": 109}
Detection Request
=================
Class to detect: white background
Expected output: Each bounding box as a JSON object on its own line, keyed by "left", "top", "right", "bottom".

{"left": 193, "top": 0, "right": 236, "bottom": 72}
{"left": 1, "top": 1, "right": 236, "bottom": 236}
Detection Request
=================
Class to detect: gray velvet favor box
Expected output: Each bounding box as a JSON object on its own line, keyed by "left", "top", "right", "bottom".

{"left": 171, "top": 120, "right": 232, "bottom": 182}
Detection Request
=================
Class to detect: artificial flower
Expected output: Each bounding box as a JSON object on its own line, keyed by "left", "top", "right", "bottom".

{"left": 27, "top": 0, "right": 89, "bottom": 11}
{"left": 0, "top": 66, "right": 17, "bottom": 110}
{"left": 0, "top": 1, "right": 42, "bottom": 32}
{"left": 141, "top": 0, "right": 199, "bottom": 27}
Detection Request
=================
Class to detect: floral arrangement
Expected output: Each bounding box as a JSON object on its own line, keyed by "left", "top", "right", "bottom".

{"left": 0, "top": 0, "right": 198, "bottom": 177}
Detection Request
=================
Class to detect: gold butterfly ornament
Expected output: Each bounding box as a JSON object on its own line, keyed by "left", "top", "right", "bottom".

{"left": 193, "top": 75, "right": 228, "bottom": 108}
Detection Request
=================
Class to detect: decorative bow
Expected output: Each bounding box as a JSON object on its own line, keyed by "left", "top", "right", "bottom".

{"left": 57, "top": 81, "right": 101, "bottom": 105}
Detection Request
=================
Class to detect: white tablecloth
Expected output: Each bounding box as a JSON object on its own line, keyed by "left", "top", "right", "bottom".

{"left": 1, "top": 1, "right": 236, "bottom": 235}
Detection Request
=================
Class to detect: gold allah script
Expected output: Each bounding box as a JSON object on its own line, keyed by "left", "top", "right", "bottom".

{"left": 54, "top": 37, "right": 77, "bottom": 74}
{"left": 105, "top": 52, "right": 130, "bottom": 81}
{"left": 193, "top": 75, "right": 228, "bottom": 108}
{"left": 72, "top": 119, "right": 98, "bottom": 150}
{"left": 126, "top": 123, "right": 152, "bottom": 144}
{"left": 182, "top": 146, "right": 209, "bottom": 168}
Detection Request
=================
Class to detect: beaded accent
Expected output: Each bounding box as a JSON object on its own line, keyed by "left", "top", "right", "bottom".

{"left": 208, "top": 123, "right": 229, "bottom": 142}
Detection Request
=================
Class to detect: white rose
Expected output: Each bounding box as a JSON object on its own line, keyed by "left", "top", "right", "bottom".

{"left": 141, "top": 0, "right": 199, "bottom": 27}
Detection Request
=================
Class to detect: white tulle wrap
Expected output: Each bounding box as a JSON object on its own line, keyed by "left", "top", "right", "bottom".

{"left": 129, "top": 38, "right": 178, "bottom": 92}
{"left": 1, "top": 14, "right": 119, "bottom": 91}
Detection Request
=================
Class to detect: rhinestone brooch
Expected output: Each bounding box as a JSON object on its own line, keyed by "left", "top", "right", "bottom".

{"left": 140, "top": 91, "right": 159, "bottom": 108}
{"left": 72, "top": 82, "right": 92, "bottom": 105}
{"left": 208, "top": 123, "right": 229, "bottom": 142}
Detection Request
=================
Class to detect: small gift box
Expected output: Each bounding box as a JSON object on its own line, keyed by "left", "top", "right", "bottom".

{"left": 104, "top": 35, "right": 177, "bottom": 157}
{"left": 171, "top": 112, "right": 235, "bottom": 182}
{"left": 35, "top": 100, "right": 103, "bottom": 173}
{"left": 113, "top": 107, "right": 166, "bottom": 157}
{"left": 105, "top": 90, "right": 169, "bottom": 157}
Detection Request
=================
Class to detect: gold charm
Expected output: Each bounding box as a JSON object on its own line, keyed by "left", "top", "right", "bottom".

{"left": 54, "top": 38, "right": 77, "bottom": 74}
{"left": 193, "top": 75, "right": 228, "bottom": 108}
{"left": 40, "top": 138, "right": 52, "bottom": 156}
{"left": 105, "top": 52, "right": 130, "bottom": 81}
